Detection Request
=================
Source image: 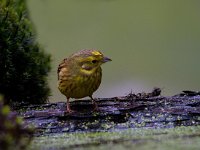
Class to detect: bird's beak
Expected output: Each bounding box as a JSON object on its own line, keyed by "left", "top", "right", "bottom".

{"left": 102, "top": 56, "right": 112, "bottom": 63}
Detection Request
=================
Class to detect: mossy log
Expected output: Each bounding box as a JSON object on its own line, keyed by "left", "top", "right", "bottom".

{"left": 15, "top": 88, "right": 200, "bottom": 135}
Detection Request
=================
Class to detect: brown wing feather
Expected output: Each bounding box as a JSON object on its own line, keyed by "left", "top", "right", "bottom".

{"left": 57, "top": 58, "right": 67, "bottom": 80}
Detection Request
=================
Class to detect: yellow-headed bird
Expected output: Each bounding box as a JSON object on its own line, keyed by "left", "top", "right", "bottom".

{"left": 57, "top": 49, "right": 111, "bottom": 113}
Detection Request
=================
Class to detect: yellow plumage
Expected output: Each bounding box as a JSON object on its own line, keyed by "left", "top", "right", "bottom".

{"left": 57, "top": 49, "right": 111, "bottom": 113}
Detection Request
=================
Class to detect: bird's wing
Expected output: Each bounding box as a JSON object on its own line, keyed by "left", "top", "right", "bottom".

{"left": 57, "top": 58, "right": 67, "bottom": 80}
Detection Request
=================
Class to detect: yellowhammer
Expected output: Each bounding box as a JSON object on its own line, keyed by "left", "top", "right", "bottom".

{"left": 57, "top": 49, "right": 111, "bottom": 113}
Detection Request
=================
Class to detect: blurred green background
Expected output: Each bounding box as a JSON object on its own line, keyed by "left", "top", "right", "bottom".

{"left": 27, "top": 0, "right": 200, "bottom": 102}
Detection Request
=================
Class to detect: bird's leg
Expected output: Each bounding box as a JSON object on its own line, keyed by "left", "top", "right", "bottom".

{"left": 66, "top": 97, "right": 74, "bottom": 113}
{"left": 90, "top": 96, "right": 99, "bottom": 111}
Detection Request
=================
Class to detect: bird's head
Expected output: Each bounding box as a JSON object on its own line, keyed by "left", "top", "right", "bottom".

{"left": 71, "top": 49, "right": 112, "bottom": 75}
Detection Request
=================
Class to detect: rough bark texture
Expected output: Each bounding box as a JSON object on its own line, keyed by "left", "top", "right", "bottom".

{"left": 15, "top": 88, "right": 200, "bottom": 135}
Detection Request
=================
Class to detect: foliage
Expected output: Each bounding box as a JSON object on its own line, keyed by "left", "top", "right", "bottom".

{"left": 0, "top": 0, "right": 51, "bottom": 104}
{"left": 0, "top": 95, "right": 33, "bottom": 150}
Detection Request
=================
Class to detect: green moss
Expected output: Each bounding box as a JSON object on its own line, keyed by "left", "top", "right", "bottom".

{"left": 29, "top": 126, "right": 200, "bottom": 150}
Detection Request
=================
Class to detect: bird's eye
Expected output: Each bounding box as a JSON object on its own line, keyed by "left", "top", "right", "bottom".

{"left": 92, "top": 60, "right": 97, "bottom": 64}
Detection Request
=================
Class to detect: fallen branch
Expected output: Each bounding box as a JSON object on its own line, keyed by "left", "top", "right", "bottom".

{"left": 15, "top": 88, "right": 200, "bottom": 135}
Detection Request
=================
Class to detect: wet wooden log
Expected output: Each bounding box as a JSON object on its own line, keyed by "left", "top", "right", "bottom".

{"left": 14, "top": 88, "right": 200, "bottom": 135}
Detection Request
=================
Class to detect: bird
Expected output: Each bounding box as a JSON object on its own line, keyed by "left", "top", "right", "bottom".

{"left": 57, "top": 49, "right": 111, "bottom": 113}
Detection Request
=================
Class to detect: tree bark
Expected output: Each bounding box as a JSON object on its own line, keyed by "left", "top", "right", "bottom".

{"left": 15, "top": 88, "right": 200, "bottom": 135}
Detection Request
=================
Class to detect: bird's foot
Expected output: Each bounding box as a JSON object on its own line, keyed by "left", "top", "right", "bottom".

{"left": 65, "top": 108, "right": 75, "bottom": 113}
{"left": 92, "top": 104, "right": 100, "bottom": 112}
